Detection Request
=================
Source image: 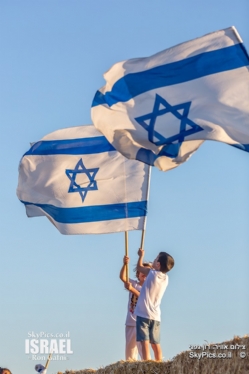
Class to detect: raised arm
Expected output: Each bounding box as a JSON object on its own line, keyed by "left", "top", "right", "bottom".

{"left": 124, "top": 281, "right": 140, "bottom": 297}
{"left": 119, "top": 256, "right": 129, "bottom": 283}
{"left": 137, "top": 248, "right": 151, "bottom": 276}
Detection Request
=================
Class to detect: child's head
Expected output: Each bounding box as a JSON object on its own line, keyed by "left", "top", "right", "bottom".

{"left": 135, "top": 262, "right": 152, "bottom": 282}
{"left": 0, "top": 369, "right": 12, "bottom": 374}
{"left": 153, "top": 252, "right": 174, "bottom": 273}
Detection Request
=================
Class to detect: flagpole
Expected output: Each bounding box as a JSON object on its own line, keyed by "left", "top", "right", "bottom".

{"left": 140, "top": 165, "right": 152, "bottom": 250}
{"left": 140, "top": 229, "right": 145, "bottom": 250}
{"left": 125, "top": 231, "right": 129, "bottom": 281}
{"left": 45, "top": 352, "right": 52, "bottom": 371}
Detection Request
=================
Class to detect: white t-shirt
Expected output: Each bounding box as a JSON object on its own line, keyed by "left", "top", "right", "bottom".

{"left": 125, "top": 279, "right": 142, "bottom": 327}
{"left": 134, "top": 269, "right": 168, "bottom": 322}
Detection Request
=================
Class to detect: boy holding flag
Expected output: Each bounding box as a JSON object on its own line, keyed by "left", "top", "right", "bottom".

{"left": 134, "top": 248, "right": 174, "bottom": 361}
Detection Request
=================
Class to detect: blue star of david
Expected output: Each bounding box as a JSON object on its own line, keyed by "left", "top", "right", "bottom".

{"left": 134, "top": 94, "right": 203, "bottom": 156}
{"left": 65, "top": 159, "right": 99, "bottom": 203}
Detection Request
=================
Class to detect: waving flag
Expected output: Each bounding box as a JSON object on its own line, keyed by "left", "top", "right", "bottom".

{"left": 91, "top": 26, "right": 249, "bottom": 171}
{"left": 17, "top": 125, "right": 150, "bottom": 235}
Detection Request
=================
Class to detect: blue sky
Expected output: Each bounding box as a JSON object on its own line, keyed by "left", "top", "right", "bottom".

{"left": 0, "top": 1, "right": 248, "bottom": 373}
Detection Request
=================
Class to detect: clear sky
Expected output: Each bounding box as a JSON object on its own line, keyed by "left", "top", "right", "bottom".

{"left": 0, "top": 1, "right": 248, "bottom": 373}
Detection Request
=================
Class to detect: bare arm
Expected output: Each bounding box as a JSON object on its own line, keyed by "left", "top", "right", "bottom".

{"left": 124, "top": 282, "right": 140, "bottom": 297}
{"left": 137, "top": 248, "right": 151, "bottom": 276}
{"left": 119, "top": 256, "right": 129, "bottom": 283}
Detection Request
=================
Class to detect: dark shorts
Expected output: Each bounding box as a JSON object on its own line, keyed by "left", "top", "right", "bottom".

{"left": 136, "top": 315, "right": 160, "bottom": 344}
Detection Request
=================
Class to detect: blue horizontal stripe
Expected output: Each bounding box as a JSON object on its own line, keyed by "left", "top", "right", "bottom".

{"left": 21, "top": 200, "right": 147, "bottom": 223}
{"left": 24, "top": 136, "right": 115, "bottom": 156}
{"left": 135, "top": 142, "right": 249, "bottom": 167}
{"left": 92, "top": 44, "right": 249, "bottom": 107}
{"left": 231, "top": 143, "right": 249, "bottom": 152}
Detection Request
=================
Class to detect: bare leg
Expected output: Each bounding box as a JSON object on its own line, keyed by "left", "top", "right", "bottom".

{"left": 141, "top": 340, "right": 151, "bottom": 360}
{"left": 151, "top": 343, "right": 162, "bottom": 361}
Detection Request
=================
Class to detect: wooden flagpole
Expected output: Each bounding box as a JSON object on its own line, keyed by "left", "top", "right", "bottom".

{"left": 140, "top": 229, "right": 145, "bottom": 250}
{"left": 140, "top": 166, "right": 151, "bottom": 251}
{"left": 125, "top": 231, "right": 129, "bottom": 281}
{"left": 45, "top": 352, "right": 52, "bottom": 371}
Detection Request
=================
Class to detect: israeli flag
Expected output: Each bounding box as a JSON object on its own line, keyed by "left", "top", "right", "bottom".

{"left": 91, "top": 26, "right": 249, "bottom": 171}
{"left": 17, "top": 125, "right": 150, "bottom": 235}
{"left": 35, "top": 364, "right": 47, "bottom": 374}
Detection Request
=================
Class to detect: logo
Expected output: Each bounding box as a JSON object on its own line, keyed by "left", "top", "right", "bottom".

{"left": 25, "top": 331, "right": 73, "bottom": 361}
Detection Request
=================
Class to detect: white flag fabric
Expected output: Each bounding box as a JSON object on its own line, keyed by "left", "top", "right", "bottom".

{"left": 17, "top": 125, "right": 150, "bottom": 235}
{"left": 91, "top": 26, "right": 249, "bottom": 171}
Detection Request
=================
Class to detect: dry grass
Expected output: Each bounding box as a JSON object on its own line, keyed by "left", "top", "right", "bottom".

{"left": 58, "top": 335, "right": 249, "bottom": 374}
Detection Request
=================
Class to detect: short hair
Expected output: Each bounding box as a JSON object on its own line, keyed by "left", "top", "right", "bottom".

{"left": 0, "top": 369, "right": 12, "bottom": 374}
{"left": 158, "top": 252, "right": 174, "bottom": 273}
